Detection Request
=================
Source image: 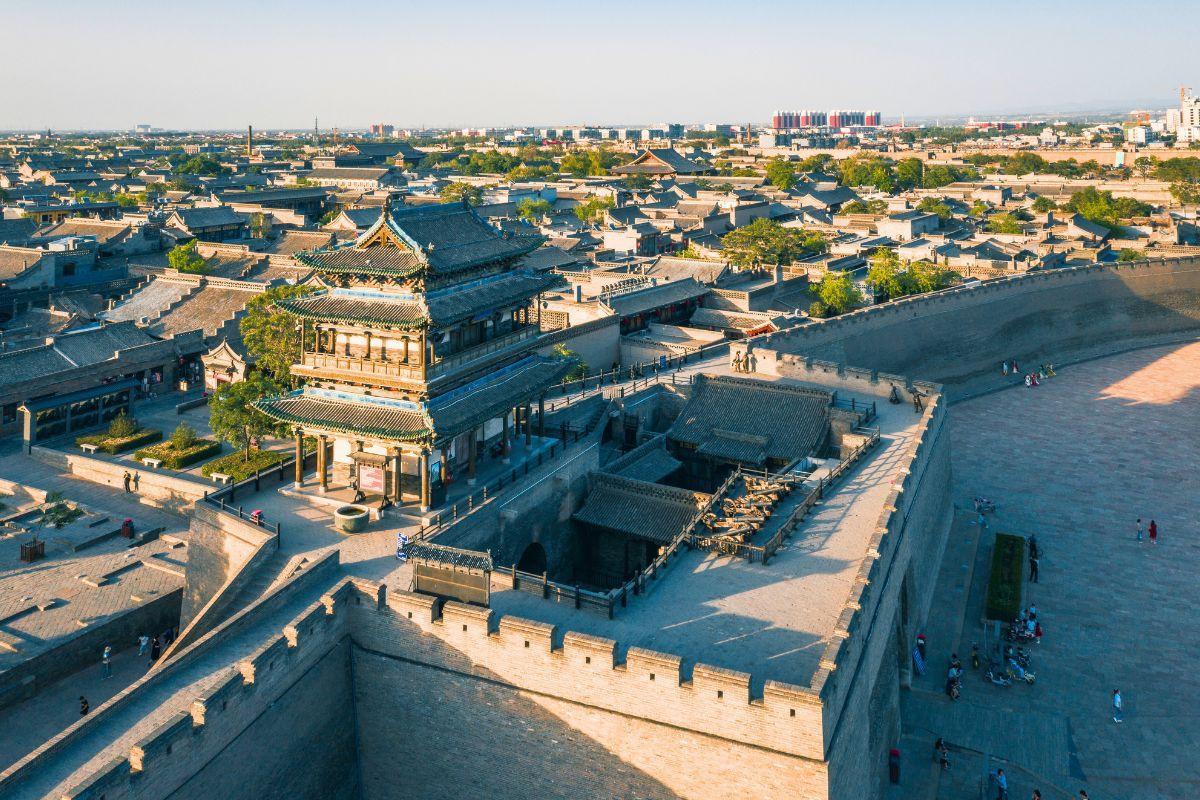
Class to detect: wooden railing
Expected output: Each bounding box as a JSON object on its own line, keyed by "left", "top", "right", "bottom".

{"left": 427, "top": 326, "right": 537, "bottom": 379}
{"left": 300, "top": 352, "right": 425, "bottom": 382}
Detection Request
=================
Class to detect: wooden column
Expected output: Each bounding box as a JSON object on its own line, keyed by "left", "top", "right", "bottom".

{"left": 419, "top": 450, "right": 431, "bottom": 512}
{"left": 389, "top": 449, "right": 401, "bottom": 504}
{"left": 524, "top": 403, "right": 532, "bottom": 445}
{"left": 317, "top": 434, "right": 329, "bottom": 493}
{"left": 293, "top": 428, "right": 304, "bottom": 486}
{"left": 501, "top": 412, "right": 511, "bottom": 463}
{"left": 467, "top": 429, "right": 478, "bottom": 485}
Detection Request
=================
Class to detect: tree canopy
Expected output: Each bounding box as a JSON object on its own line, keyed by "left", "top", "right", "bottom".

{"left": 866, "top": 249, "right": 958, "bottom": 301}
{"left": 574, "top": 195, "right": 615, "bottom": 225}
{"left": 167, "top": 241, "right": 207, "bottom": 274}
{"left": 517, "top": 198, "right": 552, "bottom": 222}
{"left": 1063, "top": 187, "right": 1152, "bottom": 230}
{"left": 814, "top": 271, "right": 863, "bottom": 316}
{"left": 239, "top": 284, "right": 317, "bottom": 385}
{"left": 721, "top": 218, "right": 826, "bottom": 267}
{"left": 439, "top": 181, "right": 483, "bottom": 205}
{"left": 765, "top": 158, "right": 799, "bottom": 190}
{"left": 209, "top": 376, "right": 286, "bottom": 461}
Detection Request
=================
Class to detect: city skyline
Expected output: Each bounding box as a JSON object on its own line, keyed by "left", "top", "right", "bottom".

{"left": 4, "top": 0, "right": 1198, "bottom": 131}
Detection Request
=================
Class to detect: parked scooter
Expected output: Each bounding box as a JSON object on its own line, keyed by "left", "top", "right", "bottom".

{"left": 1006, "top": 658, "right": 1037, "bottom": 684}
{"left": 970, "top": 643, "right": 981, "bottom": 670}
{"left": 1004, "top": 645, "right": 1032, "bottom": 670}
{"left": 984, "top": 661, "right": 1012, "bottom": 687}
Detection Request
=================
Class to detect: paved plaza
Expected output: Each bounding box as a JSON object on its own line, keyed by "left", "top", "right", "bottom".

{"left": 901, "top": 341, "right": 1200, "bottom": 800}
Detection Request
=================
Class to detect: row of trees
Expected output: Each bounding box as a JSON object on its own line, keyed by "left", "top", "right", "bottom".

{"left": 720, "top": 218, "right": 826, "bottom": 267}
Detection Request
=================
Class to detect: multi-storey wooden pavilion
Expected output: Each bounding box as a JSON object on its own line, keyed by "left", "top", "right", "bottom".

{"left": 254, "top": 199, "right": 569, "bottom": 511}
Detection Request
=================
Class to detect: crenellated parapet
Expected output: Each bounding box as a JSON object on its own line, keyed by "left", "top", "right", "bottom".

{"left": 346, "top": 581, "right": 826, "bottom": 762}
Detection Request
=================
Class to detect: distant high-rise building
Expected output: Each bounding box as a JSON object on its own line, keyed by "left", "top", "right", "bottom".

{"left": 770, "top": 108, "right": 878, "bottom": 130}
{"left": 1178, "top": 87, "right": 1200, "bottom": 141}
{"left": 370, "top": 124, "right": 395, "bottom": 138}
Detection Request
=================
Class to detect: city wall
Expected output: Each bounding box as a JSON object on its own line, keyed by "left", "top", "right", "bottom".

{"left": 347, "top": 582, "right": 830, "bottom": 799}
{"left": 0, "top": 552, "right": 348, "bottom": 800}
{"left": 180, "top": 503, "right": 277, "bottom": 625}
{"left": 734, "top": 257, "right": 1200, "bottom": 397}
{"left": 0, "top": 589, "right": 181, "bottom": 712}
{"left": 816, "top": 389, "right": 953, "bottom": 799}
{"left": 28, "top": 447, "right": 210, "bottom": 516}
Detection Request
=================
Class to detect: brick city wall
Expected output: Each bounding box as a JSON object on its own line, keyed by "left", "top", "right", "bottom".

{"left": 347, "top": 582, "right": 831, "bottom": 799}
{"left": 816, "top": 391, "right": 953, "bottom": 799}
{"left": 0, "top": 555, "right": 351, "bottom": 800}
{"left": 27, "top": 447, "right": 209, "bottom": 516}
{"left": 0, "top": 589, "right": 181, "bottom": 712}
{"left": 735, "top": 256, "right": 1200, "bottom": 393}
{"left": 180, "top": 503, "right": 276, "bottom": 625}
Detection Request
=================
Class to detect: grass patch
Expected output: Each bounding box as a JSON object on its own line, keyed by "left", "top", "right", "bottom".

{"left": 201, "top": 448, "right": 290, "bottom": 482}
{"left": 76, "top": 428, "right": 163, "bottom": 454}
{"left": 134, "top": 438, "right": 222, "bottom": 469}
{"left": 985, "top": 532, "right": 1026, "bottom": 621}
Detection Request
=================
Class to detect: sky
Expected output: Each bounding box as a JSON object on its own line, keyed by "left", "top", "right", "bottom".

{"left": 4, "top": 0, "right": 1198, "bottom": 131}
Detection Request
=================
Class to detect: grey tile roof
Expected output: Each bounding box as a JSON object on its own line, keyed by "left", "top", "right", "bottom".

{"left": 426, "top": 271, "right": 563, "bottom": 327}
{"left": 102, "top": 278, "right": 189, "bottom": 323}
{"left": 610, "top": 447, "right": 683, "bottom": 483}
{"left": 51, "top": 321, "right": 159, "bottom": 366}
{"left": 573, "top": 473, "right": 711, "bottom": 544}
{"left": 279, "top": 291, "right": 428, "bottom": 329}
{"left": 668, "top": 374, "right": 831, "bottom": 466}
{"left": 255, "top": 390, "right": 433, "bottom": 441}
{"left": 604, "top": 278, "right": 708, "bottom": 317}
{"left": 169, "top": 206, "right": 249, "bottom": 232}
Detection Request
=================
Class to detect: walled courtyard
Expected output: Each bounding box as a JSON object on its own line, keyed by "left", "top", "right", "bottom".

{"left": 901, "top": 341, "right": 1200, "bottom": 800}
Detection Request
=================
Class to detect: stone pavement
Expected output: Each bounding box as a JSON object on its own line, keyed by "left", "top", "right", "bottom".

{"left": 0, "top": 641, "right": 152, "bottom": 771}
{"left": 901, "top": 341, "right": 1200, "bottom": 800}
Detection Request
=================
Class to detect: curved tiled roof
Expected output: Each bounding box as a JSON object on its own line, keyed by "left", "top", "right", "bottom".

{"left": 278, "top": 292, "right": 428, "bottom": 329}
{"left": 254, "top": 391, "right": 433, "bottom": 442}
{"left": 573, "top": 473, "right": 711, "bottom": 544}
{"left": 668, "top": 374, "right": 831, "bottom": 466}
{"left": 295, "top": 201, "right": 543, "bottom": 280}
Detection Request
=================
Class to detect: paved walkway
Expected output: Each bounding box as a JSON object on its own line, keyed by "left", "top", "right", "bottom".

{"left": 902, "top": 341, "right": 1200, "bottom": 800}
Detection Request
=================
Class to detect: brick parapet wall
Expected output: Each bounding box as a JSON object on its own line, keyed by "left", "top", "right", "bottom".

{"left": 348, "top": 582, "right": 827, "bottom": 762}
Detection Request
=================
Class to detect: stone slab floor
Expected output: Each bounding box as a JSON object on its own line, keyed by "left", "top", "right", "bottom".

{"left": 901, "top": 341, "right": 1200, "bottom": 800}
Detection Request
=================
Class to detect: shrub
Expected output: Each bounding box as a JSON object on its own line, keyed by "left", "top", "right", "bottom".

{"left": 985, "top": 532, "right": 1026, "bottom": 621}
{"left": 171, "top": 423, "right": 199, "bottom": 450}
{"left": 134, "top": 438, "right": 222, "bottom": 469}
{"left": 107, "top": 412, "right": 137, "bottom": 439}
{"left": 201, "top": 448, "right": 290, "bottom": 482}
{"left": 76, "top": 428, "right": 163, "bottom": 454}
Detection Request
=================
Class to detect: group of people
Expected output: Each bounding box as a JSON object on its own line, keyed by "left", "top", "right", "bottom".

{"left": 122, "top": 470, "right": 141, "bottom": 493}
{"left": 1135, "top": 517, "right": 1159, "bottom": 544}
{"left": 137, "top": 627, "right": 176, "bottom": 663}
{"left": 1000, "top": 359, "right": 1055, "bottom": 388}
{"left": 730, "top": 351, "right": 757, "bottom": 373}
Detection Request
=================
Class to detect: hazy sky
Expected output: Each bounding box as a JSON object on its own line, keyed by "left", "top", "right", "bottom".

{"left": 4, "top": 0, "right": 1197, "bottom": 130}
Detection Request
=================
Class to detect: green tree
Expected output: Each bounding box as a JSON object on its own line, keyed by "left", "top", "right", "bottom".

{"left": 239, "top": 284, "right": 317, "bottom": 385}
{"left": 908, "top": 260, "right": 959, "bottom": 293}
{"left": 517, "top": 198, "right": 552, "bottom": 222}
{"left": 249, "top": 212, "right": 270, "bottom": 238}
{"left": 172, "top": 155, "right": 227, "bottom": 176}
{"left": 986, "top": 213, "right": 1024, "bottom": 234}
{"left": 721, "top": 218, "right": 826, "bottom": 267}
{"left": 895, "top": 158, "right": 924, "bottom": 190}
{"left": 1115, "top": 248, "right": 1142, "bottom": 262}
{"left": 167, "top": 241, "right": 207, "bottom": 274}
{"left": 765, "top": 158, "right": 799, "bottom": 190}
{"left": 209, "top": 377, "right": 285, "bottom": 462}
{"left": 623, "top": 174, "right": 653, "bottom": 191}
{"left": 553, "top": 343, "right": 588, "bottom": 381}
{"left": 841, "top": 199, "right": 887, "bottom": 215}
{"left": 107, "top": 411, "right": 137, "bottom": 439}
{"left": 1064, "top": 187, "right": 1152, "bottom": 230}
{"left": 1031, "top": 196, "right": 1057, "bottom": 213}
{"left": 439, "top": 181, "right": 483, "bottom": 205}
{"left": 816, "top": 271, "right": 863, "bottom": 316}
{"left": 969, "top": 200, "right": 989, "bottom": 216}
{"left": 866, "top": 249, "right": 909, "bottom": 301}
{"left": 796, "top": 153, "right": 835, "bottom": 174}
{"left": 916, "top": 197, "right": 953, "bottom": 220}
{"left": 1170, "top": 181, "right": 1200, "bottom": 206}
{"left": 574, "top": 195, "right": 615, "bottom": 225}
{"left": 170, "top": 423, "right": 199, "bottom": 450}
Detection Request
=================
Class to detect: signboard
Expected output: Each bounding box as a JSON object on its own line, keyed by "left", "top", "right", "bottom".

{"left": 359, "top": 465, "right": 385, "bottom": 494}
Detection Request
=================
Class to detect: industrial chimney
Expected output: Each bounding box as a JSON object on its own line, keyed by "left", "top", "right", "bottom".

{"left": 246, "top": 125, "right": 253, "bottom": 158}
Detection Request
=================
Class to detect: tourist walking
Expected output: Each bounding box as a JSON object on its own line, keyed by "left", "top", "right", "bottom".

{"left": 1112, "top": 689, "right": 1123, "bottom": 723}
{"left": 1028, "top": 554, "right": 1039, "bottom": 583}
{"left": 122, "top": 471, "right": 131, "bottom": 493}
{"left": 1149, "top": 519, "right": 1158, "bottom": 544}
{"left": 133, "top": 472, "right": 140, "bottom": 492}
{"left": 101, "top": 645, "right": 112, "bottom": 679}
{"left": 994, "top": 768, "right": 1009, "bottom": 799}
{"left": 1028, "top": 533, "right": 1039, "bottom": 559}
{"left": 1136, "top": 517, "right": 1143, "bottom": 543}
{"left": 79, "top": 696, "right": 89, "bottom": 716}
{"left": 150, "top": 635, "right": 161, "bottom": 663}
{"left": 137, "top": 633, "right": 149, "bottom": 656}
{"left": 1031, "top": 791, "right": 1041, "bottom": 800}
